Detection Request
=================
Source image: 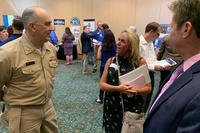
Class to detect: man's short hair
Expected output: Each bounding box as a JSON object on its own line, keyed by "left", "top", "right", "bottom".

{"left": 22, "top": 8, "right": 38, "bottom": 28}
{"left": 169, "top": 0, "right": 200, "bottom": 38}
{"left": 0, "top": 25, "right": 6, "bottom": 32}
{"left": 12, "top": 17, "right": 24, "bottom": 31}
{"left": 145, "top": 22, "right": 160, "bottom": 33}
{"left": 83, "top": 26, "right": 88, "bottom": 30}
{"left": 102, "top": 23, "right": 109, "bottom": 30}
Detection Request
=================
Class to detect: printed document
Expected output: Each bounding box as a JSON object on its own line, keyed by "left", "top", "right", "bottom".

{"left": 152, "top": 58, "right": 177, "bottom": 67}
{"left": 119, "top": 64, "right": 151, "bottom": 88}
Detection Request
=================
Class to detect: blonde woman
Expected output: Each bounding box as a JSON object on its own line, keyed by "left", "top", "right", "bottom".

{"left": 100, "top": 30, "right": 151, "bottom": 133}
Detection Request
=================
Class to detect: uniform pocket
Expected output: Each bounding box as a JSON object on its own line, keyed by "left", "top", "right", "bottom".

{"left": 22, "top": 67, "right": 35, "bottom": 74}
{"left": 21, "top": 65, "right": 41, "bottom": 82}
{"left": 22, "top": 65, "right": 41, "bottom": 75}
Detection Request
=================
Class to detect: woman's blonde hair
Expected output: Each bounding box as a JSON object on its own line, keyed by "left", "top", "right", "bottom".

{"left": 122, "top": 30, "right": 141, "bottom": 67}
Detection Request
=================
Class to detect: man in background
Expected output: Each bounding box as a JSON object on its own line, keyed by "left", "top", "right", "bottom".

{"left": 0, "top": 7, "right": 58, "bottom": 133}
{"left": 49, "top": 25, "right": 58, "bottom": 46}
{"left": 2, "top": 17, "right": 24, "bottom": 45}
{"left": 127, "top": 25, "right": 137, "bottom": 33}
{"left": 144, "top": 0, "right": 200, "bottom": 132}
{"left": 0, "top": 26, "right": 8, "bottom": 47}
{"left": 157, "top": 35, "right": 182, "bottom": 86}
{"left": 139, "top": 22, "right": 165, "bottom": 112}
{"left": 81, "top": 26, "right": 92, "bottom": 75}
{"left": 91, "top": 20, "right": 103, "bottom": 73}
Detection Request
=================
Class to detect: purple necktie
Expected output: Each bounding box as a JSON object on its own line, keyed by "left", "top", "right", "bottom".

{"left": 149, "top": 64, "right": 183, "bottom": 112}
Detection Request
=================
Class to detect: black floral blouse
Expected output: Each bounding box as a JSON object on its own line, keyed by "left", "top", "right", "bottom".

{"left": 103, "top": 56, "right": 144, "bottom": 133}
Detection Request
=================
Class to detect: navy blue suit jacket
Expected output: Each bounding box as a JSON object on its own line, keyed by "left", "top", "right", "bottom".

{"left": 144, "top": 61, "right": 200, "bottom": 133}
{"left": 80, "top": 32, "right": 91, "bottom": 53}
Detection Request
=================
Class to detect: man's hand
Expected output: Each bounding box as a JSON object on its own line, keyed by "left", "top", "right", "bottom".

{"left": 154, "top": 65, "right": 165, "bottom": 71}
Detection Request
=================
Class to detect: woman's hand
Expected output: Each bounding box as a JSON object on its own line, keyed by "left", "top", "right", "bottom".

{"left": 118, "top": 83, "right": 132, "bottom": 93}
{"left": 118, "top": 83, "right": 138, "bottom": 95}
{"left": 125, "top": 85, "right": 138, "bottom": 95}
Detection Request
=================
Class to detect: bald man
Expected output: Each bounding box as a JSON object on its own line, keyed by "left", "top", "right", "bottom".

{"left": 91, "top": 21, "right": 103, "bottom": 73}
{"left": 0, "top": 7, "right": 58, "bottom": 133}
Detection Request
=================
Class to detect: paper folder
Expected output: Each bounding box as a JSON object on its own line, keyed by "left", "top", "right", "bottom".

{"left": 119, "top": 64, "right": 151, "bottom": 88}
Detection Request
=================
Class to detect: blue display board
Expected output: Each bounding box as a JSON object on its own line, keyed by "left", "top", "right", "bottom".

{"left": 54, "top": 19, "right": 65, "bottom": 26}
{"left": 3, "top": 15, "right": 15, "bottom": 28}
{"left": 154, "top": 24, "right": 171, "bottom": 48}
{"left": 160, "top": 24, "right": 171, "bottom": 34}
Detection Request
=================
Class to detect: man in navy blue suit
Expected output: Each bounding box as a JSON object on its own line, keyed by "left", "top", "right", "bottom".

{"left": 144, "top": 0, "right": 200, "bottom": 132}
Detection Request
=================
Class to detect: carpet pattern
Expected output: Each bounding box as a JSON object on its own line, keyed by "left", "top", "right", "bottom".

{"left": 53, "top": 60, "right": 104, "bottom": 133}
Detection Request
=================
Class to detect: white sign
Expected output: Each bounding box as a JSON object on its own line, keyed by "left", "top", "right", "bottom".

{"left": 83, "top": 19, "right": 95, "bottom": 32}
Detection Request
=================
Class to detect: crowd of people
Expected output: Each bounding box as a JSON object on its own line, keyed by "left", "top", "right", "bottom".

{"left": 1, "top": 0, "right": 200, "bottom": 132}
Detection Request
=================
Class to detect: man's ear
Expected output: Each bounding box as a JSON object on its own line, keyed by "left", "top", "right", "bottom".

{"left": 182, "top": 21, "right": 192, "bottom": 38}
{"left": 150, "top": 29, "right": 154, "bottom": 34}
{"left": 28, "top": 23, "right": 37, "bottom": 32}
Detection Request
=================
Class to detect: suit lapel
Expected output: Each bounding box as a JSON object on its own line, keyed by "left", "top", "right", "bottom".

{"left": 146, "top": 60, "right": 200, "bottom": 119}
{"left": 150, "top": 71, "right": 192, "bottom": 114}
{"left": 146, "top": 64, "right": 179, "bottom": 114}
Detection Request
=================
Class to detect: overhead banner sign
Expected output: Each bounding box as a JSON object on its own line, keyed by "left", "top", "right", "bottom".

{"left": 154, "top": 24, "right": 171, "bottom": 48}
{"left": 70, "top": 17, "right": 81, "bottom": 45}
{"left": 3, "top": 15, "right": 16, "bottom": 28}
{"left": 70, "top": 17, "right": 80, "bottom": 26}
{"left": 54, "top": 19, "right": 65, "bottom": 26}
{"left": 83, "top": 19, "right": 95, "bottom": 32}
{"left": 160, "top": 24, "right": 171, "bottom": 34}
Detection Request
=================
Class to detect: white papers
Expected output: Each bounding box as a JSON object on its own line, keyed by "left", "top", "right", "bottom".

{"left": 153, "top": 58, "right": 177, "bottom": 67}
{"left": 92, "top": 39, "right": 101, "bottom": 45}
{"left": 128, "top": 74, "right": 146, "bottom": 88}
{"left": 92, "top": 39, "right": 98, "bottom": 44}
{"left": 119, "top": 64, "right": 151, "bottom": 88}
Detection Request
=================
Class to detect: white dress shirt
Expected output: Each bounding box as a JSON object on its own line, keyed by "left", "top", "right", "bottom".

{"left": 139, "top": 35, "right": 157, "bottom": 70}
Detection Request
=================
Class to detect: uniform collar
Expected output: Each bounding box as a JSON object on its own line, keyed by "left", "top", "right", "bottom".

{"left": 20, "top": 34, "right": 51, "bottom": 55}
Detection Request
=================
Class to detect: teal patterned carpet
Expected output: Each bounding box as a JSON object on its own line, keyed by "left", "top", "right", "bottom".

{"left": 0, "top": 59, "right": 160, "bottom": 133}
{"left": 0, "top": 60, "right": 104, "bottom": 133}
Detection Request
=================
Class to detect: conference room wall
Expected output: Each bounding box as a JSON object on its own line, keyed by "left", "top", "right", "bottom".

{"left": 0, "top": 0, "right": 173, "bottom": 41}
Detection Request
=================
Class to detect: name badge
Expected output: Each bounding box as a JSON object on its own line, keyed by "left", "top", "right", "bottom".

{"left": 26, "top": 61, "right": 35, "bottom": 66}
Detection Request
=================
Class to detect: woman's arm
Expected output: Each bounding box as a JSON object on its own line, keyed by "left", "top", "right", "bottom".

{"left": 97, "top": 45, "right": 102, "bottom": 60}
{"left": 99, "top": 58, "right": 132, "bottom": 93}
{"left": 61, "top": 34, "right": 66, "bottom": 44}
